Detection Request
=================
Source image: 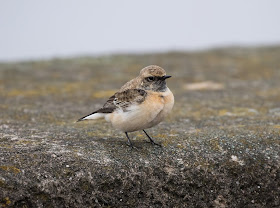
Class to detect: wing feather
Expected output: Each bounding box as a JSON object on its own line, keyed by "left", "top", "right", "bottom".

{"left": 77, "top": 89, "right": 147, "bottom": 121}
{"left": 98, "top": 89, "right": 147, "bottom": 113}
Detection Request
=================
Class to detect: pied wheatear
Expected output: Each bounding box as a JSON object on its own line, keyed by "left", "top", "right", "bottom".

{"left": 77, "top": 65, "right": 174, "bottom": 147}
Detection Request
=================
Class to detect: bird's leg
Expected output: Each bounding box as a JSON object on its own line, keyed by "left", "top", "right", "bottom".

{"left": 125, "top": 132, "right": 135, "bottom": 148}
{"left": 143, "top": 130, "right": 161, "bottom": 146}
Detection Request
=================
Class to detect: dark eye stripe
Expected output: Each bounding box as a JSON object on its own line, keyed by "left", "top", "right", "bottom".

{"left": 147, "top": 76, "right": 155, "bottom": 82}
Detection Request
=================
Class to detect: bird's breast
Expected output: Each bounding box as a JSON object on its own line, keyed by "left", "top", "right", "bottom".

{"left": 155, "top": 88, "right": 174, "bottom": 118}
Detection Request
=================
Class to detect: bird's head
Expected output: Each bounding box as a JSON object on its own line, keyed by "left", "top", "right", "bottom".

{"left": 139, "top": 65, "right": 171, "bottom": 92}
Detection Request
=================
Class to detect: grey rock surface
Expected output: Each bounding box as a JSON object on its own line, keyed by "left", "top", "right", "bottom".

{"left": 0, "top": 47, "right": 280, "bottom": 207}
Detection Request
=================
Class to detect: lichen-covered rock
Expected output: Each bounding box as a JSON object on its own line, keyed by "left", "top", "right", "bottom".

{"left": 0, "top": 47, "right": 280, "bottom": 207}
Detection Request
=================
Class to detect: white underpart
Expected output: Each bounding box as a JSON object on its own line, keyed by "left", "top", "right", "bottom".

{"left": 82, "top": 113, "right": 105, "bottom": 120}
{"left": 104, "top": 105, "right": 141, "bottom": 122}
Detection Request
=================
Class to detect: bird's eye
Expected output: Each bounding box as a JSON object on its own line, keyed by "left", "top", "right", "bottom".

{"left": 147, "top": 76, "right": 155, "bottom": 82}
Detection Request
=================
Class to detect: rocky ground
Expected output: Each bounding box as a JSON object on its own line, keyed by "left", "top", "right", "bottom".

{"left": 0, "top": 46, "right": 280, "bottom": 207}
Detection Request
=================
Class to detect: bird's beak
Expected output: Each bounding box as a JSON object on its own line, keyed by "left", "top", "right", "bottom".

{"left": 162, "top": 75, "right": 172, "bottom": 80}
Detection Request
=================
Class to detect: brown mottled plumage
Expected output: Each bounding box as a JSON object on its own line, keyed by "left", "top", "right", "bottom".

{"left": 78, "top": 65, "right": 174, "bottom": 147}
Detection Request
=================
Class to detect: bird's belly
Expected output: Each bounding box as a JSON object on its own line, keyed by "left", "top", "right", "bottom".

{"left": 107, "top": 104, "right": 160, "bottom": 132}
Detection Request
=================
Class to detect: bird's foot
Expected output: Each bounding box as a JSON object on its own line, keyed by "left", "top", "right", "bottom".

{"left": 126, "top": 141, "right": 138, "bottom": 149}
{"left": 146, "top": 139, "right": 162, "bottom": 147}
{"left": 143, "top": 130, "right": 162, "bottom": 147}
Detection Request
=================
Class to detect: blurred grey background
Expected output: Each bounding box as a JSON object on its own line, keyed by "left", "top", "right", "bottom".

{"left": 1, "top": 0, "right": 280, "bottom": 61}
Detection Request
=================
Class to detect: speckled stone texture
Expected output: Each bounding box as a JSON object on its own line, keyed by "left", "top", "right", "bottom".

{"left": 0, "top": 47, "right": 280, "bottom": 207}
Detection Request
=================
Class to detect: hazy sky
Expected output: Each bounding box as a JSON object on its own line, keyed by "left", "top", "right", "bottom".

{"left": 1, "top": 0, "right": 280, "bottom": 61}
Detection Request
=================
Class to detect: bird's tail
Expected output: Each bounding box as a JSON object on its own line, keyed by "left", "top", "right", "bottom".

{"left": 77, "top": 111, "right": 105, "bottom": 122}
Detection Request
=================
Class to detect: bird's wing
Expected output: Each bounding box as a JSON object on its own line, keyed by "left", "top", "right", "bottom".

{"left": 77, "top": 89, "right": 147, "bottom": 122}
{"left": 98, "top": 89, "right": 147, "bottom": 113}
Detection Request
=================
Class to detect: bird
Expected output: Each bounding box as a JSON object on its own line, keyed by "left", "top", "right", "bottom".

{"left": 77, "top": 65, "right": 174, "bottom": 147}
